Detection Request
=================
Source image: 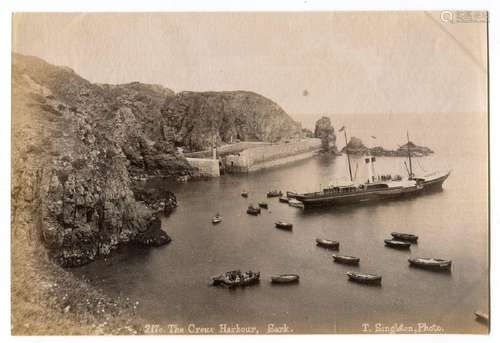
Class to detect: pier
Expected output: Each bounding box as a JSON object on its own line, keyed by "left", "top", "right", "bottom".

{"left": 223, "top": 138, "right": 321, "bottom": 173}
{"left": 184, "top": 139, "right": 321, "bottom": 176}
{"left": 185, "top": 158, "right": 220, "bottom": 177}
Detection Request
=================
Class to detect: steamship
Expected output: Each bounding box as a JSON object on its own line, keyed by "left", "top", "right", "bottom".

{"left": 293, "top": 128, "right": 450, "bottom": 208}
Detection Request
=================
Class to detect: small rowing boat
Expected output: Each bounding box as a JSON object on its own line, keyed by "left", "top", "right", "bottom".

{"left": 408, "top": 257, "right": 452, "bottom": 271}
{"left": 267, "top": 190, "right": 283, "bottom": 197}
{"left": 271, "top": 274, "right": 300, "bottom": 284}
{"left": 212, "top": 270, "right": 260, "bottom": 288}
{"left": 258, "top": 201, "right": 268, "bottom": 209}
{"left": 279, "top": 196, "right": 289, "bottom": 203}
{"left": 316, "top": 238, "right": 339, "bottom": 250}
{"left": 212, "top": 213, "right": 222, "bottom": 224}
{"left": 246, "top": 205, "right": 261, "bottom": 215}
{"left": 384, "top": 239, "right": 411, "bottom": 249}
{"left": 346, "top": 271, "right": 381, "bottom": 285}
{"left": 275, "top": 221, "right": 293, "bottom": 230}
{"left": 288, "top": 199, "right": 304, "bottom": 208}
{"left": 241, "top": 191, "right": 248, "bottom": 197}
{"left": 391, "top": 232, "right": 418, "bottom": 243}
{"left": 333, "top": 254, "right": 360, "bottom": 265}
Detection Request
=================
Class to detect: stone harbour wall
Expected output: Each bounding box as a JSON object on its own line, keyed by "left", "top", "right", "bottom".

{"left": 248, "top": 149, "right": 319, "bottom": 172}
{"left": 186, "top": 158, "right": 221, "bottom": 177}
{"left": 224, "top": 138, "right": 321, "bottom": 173}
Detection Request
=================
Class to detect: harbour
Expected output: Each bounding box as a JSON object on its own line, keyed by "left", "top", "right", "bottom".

{"left": 10, "top": 11, "right": 489, "bottom": 336}
{"left": 73, "top": 112, "right": 488, "bottom": 333}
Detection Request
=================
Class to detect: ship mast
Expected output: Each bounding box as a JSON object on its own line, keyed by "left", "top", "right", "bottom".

{"left": 342, "top": 127, "right": 353, "bottom": 182}
{"left": 407, "top": 131, "right": 413, "bottom": 179}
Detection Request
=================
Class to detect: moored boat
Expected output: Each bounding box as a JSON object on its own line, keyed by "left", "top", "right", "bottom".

{"left": 275, "top": 221, "right": 293, "bottom": 230}
{"left": 239, "top": 272, "right": 261, "bottom": 286}
{"left": 316, "top": 238, "right": 339, "bottom": 250}
{"left": 391, "top": 232, "right": 418, "bottom": 242}
{"left": 258, "top": 201, "right": 268, "bottom": 209}
{"left": 267, "top": 190, "right": 283, "bottom": 197}
{"left": 293, "top": 129, "right": 450, "bottom": 209}
{"left": 212, "top": 270, "right": 260, "bottom": 288}
{"left": 333, "top": 254, "right": 360, "bottom": 265}
{"left": 346, "top": 271, "right": 382, "bottom": 285}
{"left": 295, "top": 179, "right": 422, "bottom": 208}
{"left": 288, "top": 198, "right": 304, "bottom": 208}
{"left": 408, "top": 257, "right": 452, "bottom": 270}
{"left": 246, "top": 205, "right": 261, "bottom": 215}
{"left": 384, "top": 239, "right": 411, "bottom": 249}
{"left": 212, "top": 213, "right": 222, "bottom": 224}
{"left": 286, "top": 191, "right": 298, "bottom": 199}
{"left": 271, "top": 274, "right": 300, "bottom": 284}
{"left": 279, "top": 196, "right": 289, "bottom": 203}
{"left": 241, "top": 191, "right": 248, "bottom": 197}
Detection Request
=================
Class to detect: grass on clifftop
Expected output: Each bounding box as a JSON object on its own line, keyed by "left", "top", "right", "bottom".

{"left": 11, "top": 227, "right": 146, "bottom": 335}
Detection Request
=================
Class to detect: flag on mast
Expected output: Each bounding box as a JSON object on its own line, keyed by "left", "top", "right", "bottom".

{"left": 339, "top": 126, "right": 345, "bottom": 132}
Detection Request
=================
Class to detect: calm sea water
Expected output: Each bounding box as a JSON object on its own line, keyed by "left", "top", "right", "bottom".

{"left": 74, "top": 112, "right": 488, "bottom": 333}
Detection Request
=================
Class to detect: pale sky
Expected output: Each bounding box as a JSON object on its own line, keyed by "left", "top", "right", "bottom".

{"left": 12, "top": 12, "right": 488, "bottom": 115}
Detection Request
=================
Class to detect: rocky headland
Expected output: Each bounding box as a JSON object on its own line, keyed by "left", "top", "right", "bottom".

{"left": 11, "top": 53, "right": 303, "bottom": 333}
{"left": 340, "top": 136, "right": 434, "bottom": 157}
{"left": 12, "top": 52, "right": 302, "bottom": 267}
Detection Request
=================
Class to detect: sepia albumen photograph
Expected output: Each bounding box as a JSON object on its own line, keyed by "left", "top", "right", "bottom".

{"left": 11, "top": 11, "right": 489, "bottom": 335}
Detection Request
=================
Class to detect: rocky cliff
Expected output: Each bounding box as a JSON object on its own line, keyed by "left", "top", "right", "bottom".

{"left": 12, "top": 53, "right": 302, "bottom": 267}
{"left": 161, "top": 91, "right": 302, "bottom": 151}
{"left": 12, "top": 53, "right": 183, "bottom": 267}
{"left": 96, "top": 82, "right": 192, "bottom": 179}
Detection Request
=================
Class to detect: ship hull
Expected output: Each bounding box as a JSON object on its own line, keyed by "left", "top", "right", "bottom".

{"left": 419, "top": 171, "right": 451, "bottom": 192}
{"left": 295, "top": 171, "right": 450, "bottom": 209}
{"left": 295, "top": 187, "right": 415, "bottom": 208}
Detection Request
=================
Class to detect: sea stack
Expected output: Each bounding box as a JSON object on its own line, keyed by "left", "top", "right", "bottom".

{"left": 314, "top": 116, "right": 338, "bottom": 153}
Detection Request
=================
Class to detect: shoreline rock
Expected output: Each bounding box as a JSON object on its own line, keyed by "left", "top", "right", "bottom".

{"left": 136, "top": 216, "right": 172, "bottom": 246}
{"left": 132, "top": 184, "right": 178, "bottom": 216}
{"left": 340, "top": 136, "right": 433, "bottom": 157}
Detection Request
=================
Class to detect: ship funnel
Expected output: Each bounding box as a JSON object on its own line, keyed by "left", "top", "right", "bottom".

{"left": 365, "top": 136, "right": 377, "bottom": 182}
{"left": 365, "top": 155, "right": 376, "bottom": 183}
